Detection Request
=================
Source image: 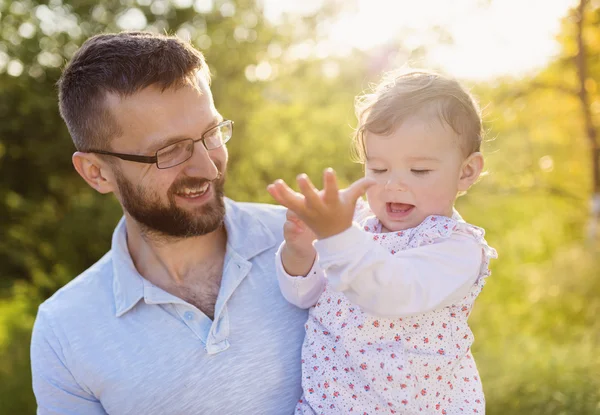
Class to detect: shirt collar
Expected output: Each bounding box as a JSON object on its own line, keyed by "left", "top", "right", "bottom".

{"left": 358, "top": 207, "right": 464, "bottom": 234}
{"left": 222, "top": 197, "right": 277, "bottom": 259}
{"left": 112, "top": 217, "right": 145, "bottom": 317}
{"left": 112, "top": 197, "right": 278, "bottom": 317}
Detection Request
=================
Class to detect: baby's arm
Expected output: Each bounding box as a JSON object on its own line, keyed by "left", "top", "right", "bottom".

{"left": 276, "top": 245, "right": 326, "bottom": 309}
{"left": 275, "top": 209, "right": 325, "bottom": 308}
{"left": 315, "top": 225, "right": 483, "bottom": 317}
{"left": 276, "top": 199, "right": 374, "bottom": 308}
{"left": 267, "top": 169, "right": 482, "bottom": 316}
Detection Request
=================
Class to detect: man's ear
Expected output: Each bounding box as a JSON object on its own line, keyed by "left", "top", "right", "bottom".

{"left": 72, "top": 152, "right": 116, "bottom": 194}
{"left": 457, "top": 152, "right": 484, "bottom": 192}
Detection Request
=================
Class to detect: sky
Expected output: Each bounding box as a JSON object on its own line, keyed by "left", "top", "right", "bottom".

{"left": 262, "top": 0, "right": 578, "bottom": 81}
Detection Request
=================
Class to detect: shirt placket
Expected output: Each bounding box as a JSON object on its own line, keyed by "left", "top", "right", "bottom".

{"left": 203, "top": 249, "right": 252, "bottom": 354}
{"left": 149, "top": 248, "right": 252, "bottom": 355}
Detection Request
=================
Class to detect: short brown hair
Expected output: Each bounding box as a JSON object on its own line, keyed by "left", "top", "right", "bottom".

{"left": 58, "top": 31, "right": 210, "bottom": 151}
{"left": 352, "top": 69, "right": 482, "bottom": 162}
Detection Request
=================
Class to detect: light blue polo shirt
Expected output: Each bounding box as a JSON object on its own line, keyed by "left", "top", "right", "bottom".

{"left": 31, "top": 199, "right": 308, "bottom": 414}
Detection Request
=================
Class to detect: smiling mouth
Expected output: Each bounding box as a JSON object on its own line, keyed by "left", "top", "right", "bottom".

{"left": 388, "top": 202, "right": 414, "bottom": 213}
{"left": 175, "top": 182, "right": 210, "bottom": 198}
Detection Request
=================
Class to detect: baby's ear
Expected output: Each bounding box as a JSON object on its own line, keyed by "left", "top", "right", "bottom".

{"left": 458, "top": 152, "right": 484, "bottom": 191}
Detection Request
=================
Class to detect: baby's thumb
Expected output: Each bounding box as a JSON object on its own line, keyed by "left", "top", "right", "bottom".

{"left": 284, "top": 220, "right": 306, "bottom": 237}
{"left": 286, "top": 209, "right": 301, "bottom": 221}
{"left": 345, "top": 178, "right": 376, "bottom": 205}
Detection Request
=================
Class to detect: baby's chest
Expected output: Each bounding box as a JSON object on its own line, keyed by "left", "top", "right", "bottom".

{"left": 311, "top": 286, "right": 452, "bottom": 346}
{"left": 368, "top": 231, "right": 413, "bottom": 253}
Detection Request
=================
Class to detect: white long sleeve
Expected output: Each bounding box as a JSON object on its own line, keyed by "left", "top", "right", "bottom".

{"left": 275, "top": 243, "right": 326, "bottom": 309}
{"left": 314, "top": 223, "right": 483, "bottom": 318}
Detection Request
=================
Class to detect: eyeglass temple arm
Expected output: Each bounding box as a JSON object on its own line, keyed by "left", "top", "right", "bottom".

{"left": 89, "top": 150, "right": 157, "bottom": 164}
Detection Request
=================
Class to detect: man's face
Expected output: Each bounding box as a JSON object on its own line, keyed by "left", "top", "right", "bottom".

{"left": 105, "top": 76, "right": 228, "bottom": 238}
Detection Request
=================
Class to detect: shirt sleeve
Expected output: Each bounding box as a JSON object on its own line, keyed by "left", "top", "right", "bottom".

{"left": 275, "top": 242, "right": 326, "bottom": 309}
{"left": 31, "top": 308, "right": 107, "bottom": 415}
{"left": 313, "top": 224, "right": 483, "bottom": 317}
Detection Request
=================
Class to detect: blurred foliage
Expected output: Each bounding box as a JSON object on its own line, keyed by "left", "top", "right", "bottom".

{"left": 0, "top": 0, "right": 599, "bottom": 414}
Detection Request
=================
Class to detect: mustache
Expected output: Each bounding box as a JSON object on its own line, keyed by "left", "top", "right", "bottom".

{"left": 169, "top": 171, "right": 224, "bottom": 194}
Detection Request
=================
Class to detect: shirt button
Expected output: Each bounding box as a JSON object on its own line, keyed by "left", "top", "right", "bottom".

{"left": 184, "top": 311, "right": 195, "bottom": 321}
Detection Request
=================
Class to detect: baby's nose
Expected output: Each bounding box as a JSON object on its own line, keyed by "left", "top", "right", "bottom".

{"left": 384, "top": 177, "right": 407, "bottom": 191}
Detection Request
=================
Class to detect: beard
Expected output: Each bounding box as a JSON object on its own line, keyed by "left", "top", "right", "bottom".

{"left": 116, "top": 165, "right": 226, "bottom": 240}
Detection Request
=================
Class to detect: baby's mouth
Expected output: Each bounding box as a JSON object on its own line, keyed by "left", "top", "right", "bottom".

{"left": 388, "top": 203, "right": 414, "bottom": 213}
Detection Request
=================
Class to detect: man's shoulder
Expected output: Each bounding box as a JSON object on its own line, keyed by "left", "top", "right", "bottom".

{"left": 37, "top": 251, "right": 115, "bottom": 321}
{"left": 227, "top": 199, "right": 286, "bottom": 228}
{"left": 230, "top": 199, "right": 286, "bottom": 214}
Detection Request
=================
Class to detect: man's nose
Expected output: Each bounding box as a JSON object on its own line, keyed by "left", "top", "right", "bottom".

{"left": 182, "top": 143, "right": 220, "bottom": 180}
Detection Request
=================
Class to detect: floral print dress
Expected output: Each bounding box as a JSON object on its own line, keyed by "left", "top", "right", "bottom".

{"left": 292, "top": 211, "right": 497, "bottom": 415}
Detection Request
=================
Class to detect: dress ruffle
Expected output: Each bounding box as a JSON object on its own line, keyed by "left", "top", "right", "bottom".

{"left": 411, "top": 215, "right": 498, "bottom": 262}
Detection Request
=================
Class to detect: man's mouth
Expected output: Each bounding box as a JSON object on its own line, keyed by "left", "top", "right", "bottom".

{"left": 175, "top": 182, "right": 210, "bottom": 198}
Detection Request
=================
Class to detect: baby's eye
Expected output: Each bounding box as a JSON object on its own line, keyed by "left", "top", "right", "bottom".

{"left": 411, "top": 169, "right": 432, "bottom": 175}
{"left": 369, "top": 168, "right": 387, "bottom": 174}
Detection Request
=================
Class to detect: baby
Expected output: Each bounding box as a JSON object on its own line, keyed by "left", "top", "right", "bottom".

{"left": 268, "top": 70, "right": 497, "bottom": 414}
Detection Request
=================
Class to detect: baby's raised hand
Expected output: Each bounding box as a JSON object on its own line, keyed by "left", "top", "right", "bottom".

{"left": 283, "top": 209, "right": 317, "bottom": 257}
{"left": 267, "top": 168, "right": 375, "bottom": 239}
{"left": 277, "top": 209, "right": 317, "bottom": 277}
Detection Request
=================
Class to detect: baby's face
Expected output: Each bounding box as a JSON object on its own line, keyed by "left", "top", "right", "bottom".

{"left": 364, "top": 116, "right": 470, "bottom": 232}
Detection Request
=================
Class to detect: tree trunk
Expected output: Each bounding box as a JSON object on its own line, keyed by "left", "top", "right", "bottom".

{"left": 575, "top": 0, "right": 600, "bottom": 241}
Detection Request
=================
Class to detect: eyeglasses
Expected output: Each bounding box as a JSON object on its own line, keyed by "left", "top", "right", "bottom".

{"left": 88, "top": 120, "right": 233, "bottom": 169}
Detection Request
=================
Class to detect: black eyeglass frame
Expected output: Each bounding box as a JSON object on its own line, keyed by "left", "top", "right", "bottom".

{"left": 87, "top": 120, "right": 233, "bottom": 169}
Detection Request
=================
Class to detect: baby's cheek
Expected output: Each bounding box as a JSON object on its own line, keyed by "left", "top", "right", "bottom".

{"left": 424, "top": 188, "right": 457, "bottom": 213}
{"left": 366, "top": 186, "right": 387, "bottom": 216}
{"left": 365, "top": 186, "right": 380, "bottom": 205}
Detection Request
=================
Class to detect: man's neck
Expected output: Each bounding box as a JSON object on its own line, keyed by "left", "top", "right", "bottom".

{"left": 124, "top": 215, "right": 228, "bottom": 287}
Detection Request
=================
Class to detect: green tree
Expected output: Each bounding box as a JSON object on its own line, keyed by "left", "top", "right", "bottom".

{"left": 2, "top": 0, "right": 600, "bottom": 413}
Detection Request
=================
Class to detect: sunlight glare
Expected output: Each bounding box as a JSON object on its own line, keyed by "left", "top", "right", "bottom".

{"left": 263, "top": 0, "right": 578, "bottom": 80}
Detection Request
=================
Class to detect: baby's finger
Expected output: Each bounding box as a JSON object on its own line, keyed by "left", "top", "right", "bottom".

{"left": 288, "top": 217, "right": 305, "bottom": 230}
{"left": 283, "top": 220, "right": 304, "bottom": 235}
{"left": 286, "top": 209, "right": 301, "bottom": 222}
{"left": 322, "top": 168, "right": 339, "bottom": 205}
{"left": 266, "top": 184, "right": 282, "bottom": 203}
{"left": 268, "top": 180, "right": 305, "bottom": 212}
{"left": 297, "top": 174, "right": 322, "bottom": 209}
{"left": 344, "top": 177, "right": 376, "bottom": 206}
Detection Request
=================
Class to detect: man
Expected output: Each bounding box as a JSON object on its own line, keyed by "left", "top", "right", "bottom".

{"left": 30, "top": 32, "right": 307, "bottom": 414}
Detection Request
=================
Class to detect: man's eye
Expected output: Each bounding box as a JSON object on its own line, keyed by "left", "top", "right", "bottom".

{"left": 411, "top": 169, "right": 431, "bottom": 175}
{"left": 158, "top": 141, "right": 187, "bottom": 158}
{"left": 205, "top": 129, "right": 220, "bottom": 139}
